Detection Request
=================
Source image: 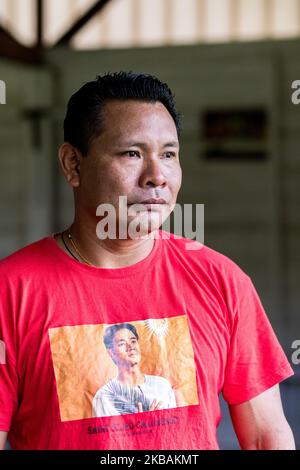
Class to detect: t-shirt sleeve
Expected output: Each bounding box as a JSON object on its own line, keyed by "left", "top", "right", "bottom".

{"left": 0, "top": 279, "right": 19, "bottom": 431}
{"left": 222, "top": 273, "right": 294, "bottom": 405}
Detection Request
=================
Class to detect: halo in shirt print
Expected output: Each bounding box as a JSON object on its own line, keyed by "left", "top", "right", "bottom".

{"left": 48, "top": 315, "right": 199, "bottom": 422}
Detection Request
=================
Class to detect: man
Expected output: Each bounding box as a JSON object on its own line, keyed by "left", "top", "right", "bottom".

{"left": 0, "top": 72, "right": 295, "bottom": 450}
{"left": 92, "top": 323, "right": 176, "bottom": 417}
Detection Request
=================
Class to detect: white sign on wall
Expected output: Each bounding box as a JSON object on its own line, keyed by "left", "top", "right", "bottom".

{"left": 0, "top": 80, "right": 6, "bottom": 104}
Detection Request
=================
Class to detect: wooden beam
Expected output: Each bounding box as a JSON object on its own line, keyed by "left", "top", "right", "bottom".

{"left": 0, "top": 25, "right": 42, "bottom": 64}
{"left": 54, "top": 0, "right": 113, "bottom": 47}
{"left": 37, "top": 0, "right": 43, "bottom": 48}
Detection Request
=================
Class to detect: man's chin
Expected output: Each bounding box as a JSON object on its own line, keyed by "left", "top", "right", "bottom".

{"left": 126, "top": 212, "right": 165, "bottom": 238}
{"left": 126, "top": 362, "right": 138, "bottom": 369}
{"left": 96, "top": 211, "right": 166, "bottom": 240}
{"left": 128, "top": 226, "right": 159, "bottom": 240}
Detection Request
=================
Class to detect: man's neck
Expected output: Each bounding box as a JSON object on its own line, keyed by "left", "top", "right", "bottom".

{"left": 117, "top": 367, "right": 145, "bottom": 387}
{"left": 55, "top": 220, "right": 156, "bottom": 269}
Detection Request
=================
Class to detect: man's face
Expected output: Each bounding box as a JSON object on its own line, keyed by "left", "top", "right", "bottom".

{"left": 77, "top": 99, "right": 182, "bottom": 237}
{"left": 108, "top": 328, "right": 141, "bottom": 368}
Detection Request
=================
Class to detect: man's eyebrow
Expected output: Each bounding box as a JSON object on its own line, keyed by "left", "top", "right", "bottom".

{"left": 116, "top": 141, "right": 179, "bottom": 149}
{"left": 116, "top": 334, "right": 136, "bottom": 341}
{"left": 163, "top": 141, "right": 179, "bottom": 148}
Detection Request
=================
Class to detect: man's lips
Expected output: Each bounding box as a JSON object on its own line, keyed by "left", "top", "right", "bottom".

{"left": 128, "top": 198, "right": 167, "bottom": 205}
{"left": 127, "top": 198, "right": 168, "bottom": 212}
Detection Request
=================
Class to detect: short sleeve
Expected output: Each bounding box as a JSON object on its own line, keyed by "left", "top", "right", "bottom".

{"left": 0, "top": 278, "right": 19, "bottom": 431}
{"left": 222, "top": 274, "right": 294, "bottom": 405}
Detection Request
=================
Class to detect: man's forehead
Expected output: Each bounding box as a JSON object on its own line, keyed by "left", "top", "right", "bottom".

{"left": 102, "top": 99, "right": 177, "bottom": 129}
{"left": 104, "top": 98, "right": 166, "bottom": 111}
{"left": 114, "top": 329, "right": 136, "bottom": 338}
{"left": 95, "top": 100, "right": 179, "bottom": 147}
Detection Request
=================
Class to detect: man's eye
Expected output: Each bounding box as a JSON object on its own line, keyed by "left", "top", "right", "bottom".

{"left": 164, "top": 151, "right": 176, "bottom": 158}
{"left": 125, "top": 150, "right": 140, "bottom": 157}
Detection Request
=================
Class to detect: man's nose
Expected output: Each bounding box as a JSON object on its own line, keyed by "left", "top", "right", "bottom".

{"left": 138, "top": 157, "right": 167, "bottom": 188}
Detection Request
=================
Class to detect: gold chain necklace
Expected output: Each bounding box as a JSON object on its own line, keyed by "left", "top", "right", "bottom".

{"left": 67, "top": 230, "right": 94, "bottom": 266}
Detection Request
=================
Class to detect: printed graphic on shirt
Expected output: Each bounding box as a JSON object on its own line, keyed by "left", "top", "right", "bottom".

{"left": 49, "top": 315, "right": 199, "bottom": 422}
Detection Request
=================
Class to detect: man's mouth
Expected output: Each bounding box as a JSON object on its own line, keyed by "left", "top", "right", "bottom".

{"left": 140, "top": 198, "right": 166, "bottom": 205}
{"left": 128, "top": 198, "right": 167, "bottom": 205}
{"left": 128, "top": 198, "right": 167, "bottom": 211}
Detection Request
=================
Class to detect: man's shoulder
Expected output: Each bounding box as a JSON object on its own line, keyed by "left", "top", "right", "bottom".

{"left": 93, "top": 379, "right": 117, "bottom": 398}
{"left": 0, "top": 236, "right": 53, "bottom": 278}
{"left": 145, "top": 374, "right": 172, "bottom": 388}
{"left": 160, "top": 230, "right": 248, "bottom": 281}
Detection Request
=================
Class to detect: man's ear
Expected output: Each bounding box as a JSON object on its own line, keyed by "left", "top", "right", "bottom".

{"left": 58, "top": 142, "right": 82, "bottom": 188}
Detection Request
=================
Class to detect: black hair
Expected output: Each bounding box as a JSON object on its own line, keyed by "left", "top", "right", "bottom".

{"left": 103, "top": 323, "right": 139, "bottom": 350}
{"left": 63, "top": 71, "right": 181, "bottom": 156}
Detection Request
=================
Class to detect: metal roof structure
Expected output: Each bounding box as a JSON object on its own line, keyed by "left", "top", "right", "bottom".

{"left": 1, "top": 0, "right": 300, "bottom": 64}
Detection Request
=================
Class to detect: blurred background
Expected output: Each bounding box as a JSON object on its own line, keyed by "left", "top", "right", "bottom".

{"left": 0, "top": 0, "right": 299, "bottom": 449}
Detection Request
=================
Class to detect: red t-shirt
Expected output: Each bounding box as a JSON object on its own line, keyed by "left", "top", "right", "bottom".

{"left": 0, "top": 230, "right": 293, "bottom": 449}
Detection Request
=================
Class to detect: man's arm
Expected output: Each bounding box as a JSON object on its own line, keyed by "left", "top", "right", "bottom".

{"left": 228, "top": 384, "right": 295, "bottom": 450}
{"left": 0, "top": 431, "right": 7, "bottom": 450}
